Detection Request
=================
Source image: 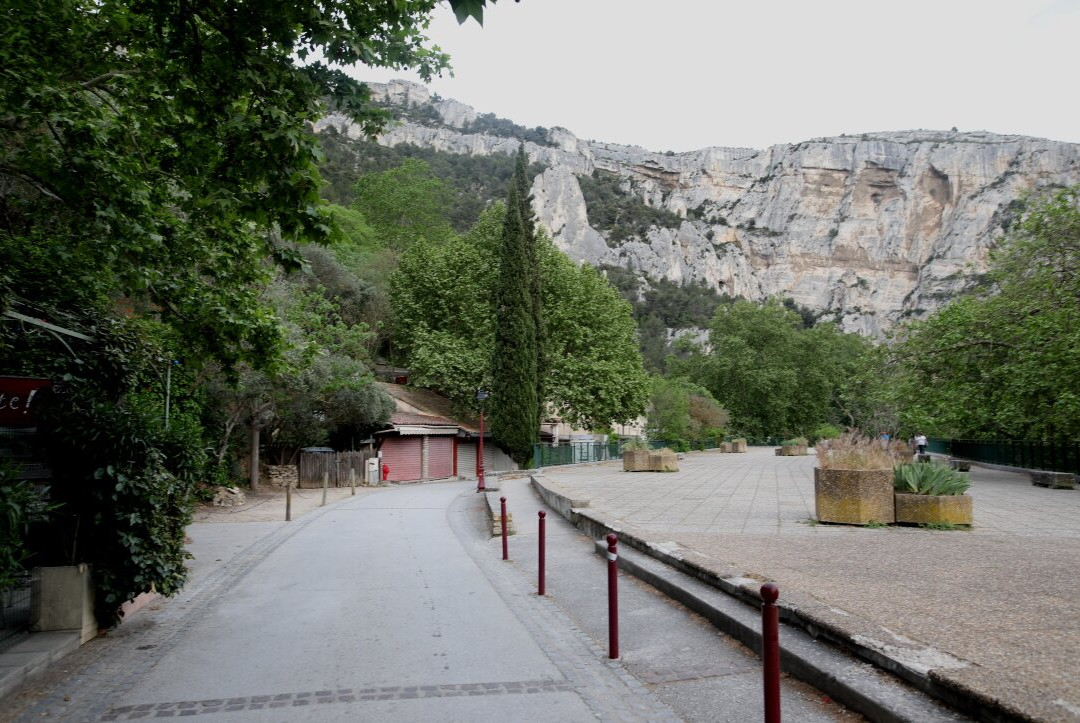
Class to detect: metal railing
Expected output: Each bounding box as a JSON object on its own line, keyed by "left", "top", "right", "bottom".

{"left": 929, "top": 438, "right": 1080, "bottom": 474}
{"left": 533, "top": 441, "right": 622, "bottom": 468}
{"left": 0, "top": 572, "right": 33, "bottom": 654}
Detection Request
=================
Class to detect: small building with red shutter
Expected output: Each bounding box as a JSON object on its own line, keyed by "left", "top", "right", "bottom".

{"left": 375, "top": 383, "right": 517, "bottom": 483}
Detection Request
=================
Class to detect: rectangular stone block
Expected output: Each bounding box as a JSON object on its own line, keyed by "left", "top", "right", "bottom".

{"left": 1030, "top": 471, "right": 1076, "bottom": 490}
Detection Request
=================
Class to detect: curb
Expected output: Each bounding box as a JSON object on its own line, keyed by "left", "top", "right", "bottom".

{"left": 0, "top": 631, "right": 81, "bottom": 701}
{"left": 532, "top": 473, "right": 1024, "bottom": 722}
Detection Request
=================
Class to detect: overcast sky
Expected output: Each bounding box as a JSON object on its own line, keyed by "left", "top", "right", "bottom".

{"left": 351, "top": 0, "right": 1080, "bottom": 152}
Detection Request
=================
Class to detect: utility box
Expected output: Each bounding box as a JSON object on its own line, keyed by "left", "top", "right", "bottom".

{"left": 366, "top": 457, "right": 379, "bottom": 485}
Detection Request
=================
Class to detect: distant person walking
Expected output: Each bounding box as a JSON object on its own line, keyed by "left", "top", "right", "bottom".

{"left": 915, "top": 434, "right": 928, "bottom": 455}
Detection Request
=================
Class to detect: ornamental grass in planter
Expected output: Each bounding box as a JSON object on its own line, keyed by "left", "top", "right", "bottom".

{"left": 893, "top": 463, "right": 973, "bottom": 526}
{"left": 814, "top": 432, "right": 902, "bottom": 525}
{"left": 776, "top": 437, "right": 809, "bottom": 456}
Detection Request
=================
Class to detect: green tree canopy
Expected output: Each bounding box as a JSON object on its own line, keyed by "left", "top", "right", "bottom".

{"left": 672, "top": 299, "right": 869, "bottom": 437}
{"left": 887, "top": 185, "right": 1080, "bottom": 440}
{"left": 389, "top": 203, "right": 649, "bottom": 435}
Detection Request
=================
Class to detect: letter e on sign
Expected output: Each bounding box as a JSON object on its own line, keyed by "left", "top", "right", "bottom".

{"left": 0, "top": 377, "right": 51, "bottom": 426}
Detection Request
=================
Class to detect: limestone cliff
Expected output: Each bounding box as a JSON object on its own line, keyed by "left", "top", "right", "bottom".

{"left": 317, "top": 79, "right": 1080, "bottom": 334}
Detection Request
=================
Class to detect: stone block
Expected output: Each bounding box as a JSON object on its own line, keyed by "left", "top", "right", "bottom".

{"left": 1030, "top": 471, "right": 1076, "bottom": 490}
{"left": 814, "top": 468, "right": 895, "bottom": 525}
{"left": 895, "top": 492, "right": 973, "bottom": 525}
{"left": 31, "top": 565, "right": 98, "bottom": 644}
{"left": 649, "top": 449, "right": 679, "bottom": 472}
{"left": 213, "top": 486, "right": 246, "bottom": 506}
{"left": 622, "top": 449, "right": 651, "bottom": 472}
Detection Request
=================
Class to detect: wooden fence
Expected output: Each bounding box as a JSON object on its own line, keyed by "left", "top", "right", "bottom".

{"left": 298, "top": 450, "right": 369, "bottom": 488}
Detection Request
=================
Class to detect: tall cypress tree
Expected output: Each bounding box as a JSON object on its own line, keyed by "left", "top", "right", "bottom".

{"left": 514, "top": 144, "right": 547, "bottom": 425}
{"left": 491, "top": 181, "right": 539, "bottom": 464}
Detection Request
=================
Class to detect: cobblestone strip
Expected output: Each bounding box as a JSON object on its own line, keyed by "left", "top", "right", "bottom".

{"left": 448, "top": 493, "right": 681, "bottom": 723}
{"left": 13, "top": 501, "right": 348, "bottom": 722}
{"left": 100, "top": 680, "right": 574, "bottom": 720}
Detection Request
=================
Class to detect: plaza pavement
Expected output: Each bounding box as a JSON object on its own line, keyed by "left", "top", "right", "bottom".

{"left": 535, "top": 447, "right": 1080, "bottom": 722}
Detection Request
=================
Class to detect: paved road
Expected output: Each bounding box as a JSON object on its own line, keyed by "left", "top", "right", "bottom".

{"left": 5, "top": 476, "right": 869, "bottom": 722}
{"left": 538, "top": 448, "right": 1080, "bottom": 722}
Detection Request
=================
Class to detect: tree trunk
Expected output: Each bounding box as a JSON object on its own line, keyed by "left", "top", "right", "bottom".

{"left": 250, "top": 425, "right": 260, "bottom": 492}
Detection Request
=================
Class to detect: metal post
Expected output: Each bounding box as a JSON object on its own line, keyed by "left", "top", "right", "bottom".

{"left": 164, "top": 360, "right": 172, "bottom": 430}
{"left": 477, "top": 408, "right": 486, "bottom": 492}
{"left": 349, "top": 466, "right": 356, "bottom": 496}
{"left": 285, "top": 479, "right": 292, "bottom": 522}
{"left": 538, "top": 511, "right": 546, "bottom": 596}
{"left": 321, "top": 470, "right": 328, "bottom": 507}
{"left": 761, "top": 582, "right": 781, "bottom": 723}
{"left": 607, "top": 533, "right": 619, "bottom": 659}
{"left": 500, "top": 497, "right": 508, "bottom": 560}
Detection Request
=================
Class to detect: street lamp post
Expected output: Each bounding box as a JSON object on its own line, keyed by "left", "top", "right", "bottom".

{"left": 476, "top": 388, "right": 488, "bottom": 492}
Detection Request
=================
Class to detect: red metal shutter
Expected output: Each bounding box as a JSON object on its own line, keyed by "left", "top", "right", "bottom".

{"left": 428, "top": 437, "right": 453, "bottom": 479}
{"left": 381, "top": 437, "right": 422, "bottom": 482}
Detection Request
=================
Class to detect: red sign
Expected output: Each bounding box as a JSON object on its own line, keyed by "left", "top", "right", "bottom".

{"left": 0, "top": 376, "right": 51, "bottom": 426}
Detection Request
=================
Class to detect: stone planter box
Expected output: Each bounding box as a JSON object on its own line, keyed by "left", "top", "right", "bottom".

{"left": 31, "top": 564, "right": 98, "bottom": 644}
{"left": 895, "top": 492, "right": 973, "bottom": 526}
{"left": 947, "top": 458, "right": 971, "bottom": 472}
{"left": 916, "top": 453, "right": 932, "bottom": 463}
{"left": 649, "top": 449, "right": 679, "bottom": 472}
{"left": 719, "top": 442, "right": 732, "bottom": 453}
{"left": 622, "top": 449, "right": 651, "bottom": 472}
{"left": 814, "top": 468, "right": 895, "bottom": 525}
{"left": 1030, "top": 471, "right": 1077, "bottom": 490}
{"left": 776, "top": 445, "right": 807, "bottom": 456}
{"left": 731, "top": 440, "right": 748, "bottom": 453}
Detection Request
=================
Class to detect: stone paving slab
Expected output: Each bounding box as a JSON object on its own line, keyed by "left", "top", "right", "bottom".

{"left": 538, "top": 448, "right": 1080, "bottom": 722}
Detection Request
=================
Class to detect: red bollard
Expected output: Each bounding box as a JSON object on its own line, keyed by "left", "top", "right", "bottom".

{"left": 606, "top": 533, "right": 619, "bottom": 659}
{"left": 500, "top": 497, "right": 508, "bottom": 561}
{"left": 761, "top": 582, "right": 781, "bottom": 723}
{"left": 538, "top": 511, "right": 546, "bottom": 595}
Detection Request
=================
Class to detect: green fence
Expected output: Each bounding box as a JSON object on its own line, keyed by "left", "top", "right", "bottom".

{"left": 532, "top": 436, "right": 782, "bottom": 468}
{"left": 533, "top": 441, "right": 622, "bottom": 468}
{"left": 929, "top": 438, "right": 1080, "bottom": 474}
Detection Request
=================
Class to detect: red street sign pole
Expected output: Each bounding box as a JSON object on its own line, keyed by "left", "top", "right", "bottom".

{"left": 607, "top": 533, "right": 619, "bottom": 659}
{"left": 538, "top": 511, "right": 546, "bottom": 595}
{"left": 500, "top": 496, "right": 508, "bottom": 561}
{"left": 761, "top": 582, "right": 781, "bottom": 723}
{"left": 477, "top": 408, "right": 486, "bottom": 492}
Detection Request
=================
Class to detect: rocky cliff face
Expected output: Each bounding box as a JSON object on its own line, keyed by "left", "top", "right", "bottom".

{"left": 318, "top": 80, "right": 1080, "bottom": 334}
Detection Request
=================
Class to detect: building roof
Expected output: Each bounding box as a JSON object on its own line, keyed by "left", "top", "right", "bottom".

{"left": 378, "top": 382, "right": 482, "bottom": 435}
{"left": 389, "top": 412, "right": 457, "bottom": 427}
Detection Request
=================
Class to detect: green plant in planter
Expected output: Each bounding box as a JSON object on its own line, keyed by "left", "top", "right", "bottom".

{"left": 781, "top": 437, "right": 808, "bottom": 447}
{"left": 893, "top": 463, "right": 970, "bottom": 496}
{"left": 621, "top": 438, "right": 650, "bottom": 451}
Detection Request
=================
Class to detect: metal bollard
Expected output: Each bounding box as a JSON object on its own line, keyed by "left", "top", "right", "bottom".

{"left": 500, "top": 497, "right": 508, "bottom": 561}
{"left": 607, "top": 533, "right": 619, "bottom": 659}
{"left": 538, "top": 511, "right": 546, "bottom": 595}
{"left": 761, "top": 582, "right": 781, "bottom": 723}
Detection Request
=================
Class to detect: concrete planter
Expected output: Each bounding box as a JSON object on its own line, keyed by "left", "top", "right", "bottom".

{"left": 776, "top": 445, "right": 808, "bottom": 456}
{"left": 649, "top": 449, "right": 679, "bottom": 472}
{"left": 895, "top": 492, "right": 973, "bottom": 526}
{"left": 31, "top": 564, "right": 98, "bottom": 644}
{"left": 814, "top": 468, "right": 895, "bottom": 525}
{"left": 731, "top": 440, "right": 748, "bottom": 453}
{"left": 1030, "top": 471, "right": 1076, "bottom": 490}
{"left": 719, "top": 442, "right": 732, "bottom": 453}
{"left": 622, "top": 449, "right": 651, "bottom": 472}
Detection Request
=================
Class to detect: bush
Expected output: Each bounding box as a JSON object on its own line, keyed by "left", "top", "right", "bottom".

{"left": 893, "top": 463, "right": 970, "bottom": 496}
{"left": 781, "top": 436, "right": 808, "bottom": 447}
{"left": 809, "top": 423, "right": 842, "bottom": 445}
{"left": 0, "top": 463, "right": 55, "bottom": 590}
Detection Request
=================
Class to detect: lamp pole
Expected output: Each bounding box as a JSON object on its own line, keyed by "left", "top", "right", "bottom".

{"left": 476, "top": 388, "right": 488, "bottom": 492}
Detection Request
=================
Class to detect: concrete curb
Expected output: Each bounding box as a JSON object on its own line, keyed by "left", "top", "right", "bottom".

{"left": 0, "top": 631, "right": 81, "bottom": 701}
{"left": 532, "top": 473, "right": 1020, "bottom": 722}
